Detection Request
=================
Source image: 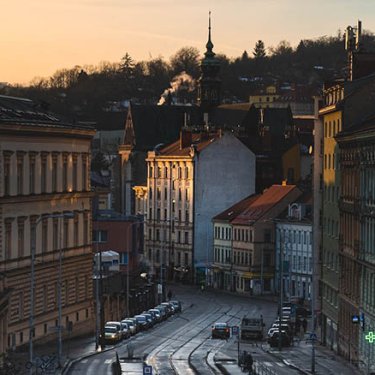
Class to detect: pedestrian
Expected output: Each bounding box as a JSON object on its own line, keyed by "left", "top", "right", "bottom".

{"left": 167, "top": 290, "right": 172, "bottom": 301}
{"left": 302, "top": 318, "right": 307, "bottom": 333}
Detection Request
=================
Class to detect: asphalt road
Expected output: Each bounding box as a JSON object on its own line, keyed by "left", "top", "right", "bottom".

{"left": 66, "top": 285, "right": 310, "bottom": 375}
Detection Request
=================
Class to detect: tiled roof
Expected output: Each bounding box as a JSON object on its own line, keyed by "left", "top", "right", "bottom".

{"left": 157, "top": 131, "right": 222, "bottom": 157}
{"left": 232, "top": 184, "right": 298, "bottom": 225}
{"left": 213, "top": 194, "right": 260, "bottom": 222}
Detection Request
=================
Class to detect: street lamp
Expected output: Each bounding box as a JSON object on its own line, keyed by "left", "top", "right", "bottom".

{"left": 29, "top": 211, "right": 75, "bottom": 373}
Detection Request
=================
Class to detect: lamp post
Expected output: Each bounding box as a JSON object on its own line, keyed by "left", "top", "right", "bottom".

{"left": 29, "top": 211, "right": 74, "bottom": 373}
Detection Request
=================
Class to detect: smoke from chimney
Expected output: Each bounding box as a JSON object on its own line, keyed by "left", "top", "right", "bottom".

{"left": 157, "top": 71, "right": 196, "bottom": 105}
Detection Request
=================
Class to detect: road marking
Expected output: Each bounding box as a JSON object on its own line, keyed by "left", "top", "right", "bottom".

{"left": 81, "top": 359, "right": 88, "bottom": 363}
{"left": 104, "top": 359, "right": 112, "bottom": 364}
{"left": 275, "top": 362, "right": 285, "bottom": 367}
{"left": 263, "top": 361, "right": 274, "bottom": 367}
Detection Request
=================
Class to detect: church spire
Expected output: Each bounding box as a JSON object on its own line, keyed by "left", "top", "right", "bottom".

{"left": 205, "top": 11, "right": 214, "bottom": 58}
{"left": 197, "top": 11, "right": 221, "bottom": 111}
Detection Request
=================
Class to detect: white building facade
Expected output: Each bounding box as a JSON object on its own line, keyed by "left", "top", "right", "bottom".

{"left": 275, "top": 203, "right": 313, "bottom": 302}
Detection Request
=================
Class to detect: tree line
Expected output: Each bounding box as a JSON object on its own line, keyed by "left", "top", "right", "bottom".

{"left": 2, "top": 30, "right": 375, "bottom": 119}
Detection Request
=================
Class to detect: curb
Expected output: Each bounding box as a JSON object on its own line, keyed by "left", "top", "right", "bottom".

{"left": 61, "top": 340, "right": 125, "bottom": 374}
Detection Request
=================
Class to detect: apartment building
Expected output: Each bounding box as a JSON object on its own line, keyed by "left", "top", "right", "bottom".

{"left": 0, "top": 95, "right": 95, "bottom": 356}
{"left": 143, "top": 129, "right": 255, "bottom": 285}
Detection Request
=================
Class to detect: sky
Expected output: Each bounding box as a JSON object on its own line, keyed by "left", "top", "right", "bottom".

{"left": 2, "top": 0, "right": 375, "bottom": 85}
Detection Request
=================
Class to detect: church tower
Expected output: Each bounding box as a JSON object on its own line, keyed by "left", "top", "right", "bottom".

{"left": 197, "top": 12, "right": 221, "bottom": 111}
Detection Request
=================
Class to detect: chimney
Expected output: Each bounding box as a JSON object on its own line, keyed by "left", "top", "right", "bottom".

{"left": 180, "top": 129, "right": 192, "bottom": 150}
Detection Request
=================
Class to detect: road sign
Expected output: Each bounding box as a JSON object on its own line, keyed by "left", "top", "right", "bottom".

{"left": 232, "top": 326, "right": 239, "bottom": 336}
{"left": 157, "top": 284, "right": 162, "bottom": 294}
{"left": 309, "top": 333, "right": 317, "bottom": 341}
{"left": 143, "top": 365, "right": 153, "bottom": 374}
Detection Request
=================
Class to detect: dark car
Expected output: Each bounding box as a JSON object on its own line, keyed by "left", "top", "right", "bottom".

{"left": 212, "top": 322, "right": 230, "bottom": 339}
{"left": 268, "top": 331, "right": 291, "bottom": 347}
{"left": 170, "top": 300, "right": 182, "bottom": 313}
{"left": 134, "top": 315, "right": 150, "bottom": 330}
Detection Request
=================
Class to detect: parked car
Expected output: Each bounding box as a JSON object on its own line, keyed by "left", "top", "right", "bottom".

{"left": 148, "top": 309, "right": 162, "bottom": 322}
{"left": 105, "top": 321, "right": 123, "bottom": 339}
{"left": 170, "top": 300, "right": 182, "bottom": 313}
{"left": 134, "top": 314, "right": 150, "bottom": 330}
{"left": 154, "top": 305, "right": 167, "bottom": 320}
{"left": 141, "top": 312, "right": 155, "bottom": 327}
{"left": 124, "top": 317, "right": 140, "bottom": 333}
{"left": 211, "top": 322, "right": 230, "bottom": 339}
{"left": 104, "top": 324, "right": 121, "bottom": 343}
{"left": 121, "top": 319, "right": 137, "bottom": 336}
{"left": 160, "top": 302, "right": 174, "bottom": 316}
{"left": 120, "top": 321, "right": 131, "bottom": 339}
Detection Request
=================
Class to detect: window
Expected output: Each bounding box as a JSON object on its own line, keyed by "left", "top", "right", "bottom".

{"left": 92, "top": 230, "right": 107, "bottom": 243}
{"left": 82, "top": 154, "right": 88, "bottom": 191}
{"left": 62, "top": 154, "right": 68, "bottom": 192}
{"left": 72, "top": 155, "right": 78, "bottom": 191}
{"left": 41, "top": 154, "right": 48, "bottom": 193}
{"left": 156, "top": 229, "right": 160, "bottom": 241}
{"left": 84, "top": 213, "right": 88, "bottom": 244}
{"left": 17, "top": 152, "right": 24, "bottom": 195}
{"left": 74, "top": 216, "right": 79, "bottom": 246}
{"left": 184, "top": 232, "right": 189, "bottom": 244}
{"left": 52, "top": 155, "right": 58, "bottom": 192}
{"left": 3, "top": 152, "right": 12, "bottom": 196}
{"left": 5, "top": 219, "right": 12, "bottom": 260}
{"left": 64, "top": 219, "right": 69, "bottom": 248}
{"left": 53, "top": 219, "right": 59, "bottom": 250}
{"left": 18, "top": 218, "right": 25, "bottom": 258}
{"left": 264, "top": 229, "right": 271, "bottom": 242}
{"left": 42, "top": 219, "right": 48, "bottom": 253}
{"left": 185, "top": 210, "right": 189, "bottom": 223}
{"left": 149, "top": 166, "right": 153, "bottom": 178}
{"left": 29, "top": 154, "right": 36, "bottom": 194}
{"left": 157, "top": 188, "right": 161, "bottom": 200}
{"left": 184, "top": 252, "right": 188, "bottom": 266}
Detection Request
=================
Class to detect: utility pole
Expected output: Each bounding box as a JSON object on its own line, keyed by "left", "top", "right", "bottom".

{"left": 278, "top": 230, "right": 284, "bottom": 352}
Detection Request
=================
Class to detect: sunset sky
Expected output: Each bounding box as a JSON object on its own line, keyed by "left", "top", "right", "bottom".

{"left": 2, "top": 0, "right": 375, "bottom": 85}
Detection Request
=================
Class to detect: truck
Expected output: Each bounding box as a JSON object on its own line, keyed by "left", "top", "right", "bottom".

{"left": 240, "top": 316, "right": 264, "bottom": 340}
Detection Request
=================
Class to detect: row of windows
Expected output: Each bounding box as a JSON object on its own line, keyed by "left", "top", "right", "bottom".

{"left": 324, "top": 185, "right": 340, "bottom": 203}
{"left": 148, "top": 228, "right": 190, "bottom": 245}
{"left": 149, "top": 165, "right": 190, "bottom": 179}
{"left": 278, "top": 229, "right": 312, "bottom": 246}
{"left": 323, "top": 250, "right": 339, "bottom": 272}
{"left": 324, "top": 153, "right": 338, "bottom": 170}
{"left": 148, "top": 208, "right": 190, "bottom": 223}
{"left": 323, "top": 217, "right": 339, "bottom": 239}
{"left": 324, "top": 118, "right": 341, "bottom": 138}
{"left": 146, "top": 248, "right": 190, "bottom": 266}
{"left": 322, "top": 283, "right": 339, "bottom": 308}
{"left": 2, "top": 151, "right": 89, "bottom": 197}
{"left": 362, "top": 270, "right": 375, "bottom": 314}
{"left": 3, "top": 212, "right": 89, "bottom": 261}
{"left": 214, "top": 226, "right": 232, "bottom": 241}
{"left": 361, "top": 218, "right": 375, "bottom": 258}
{"left": 149, "top": 187, "right": 190, "bottom": 202}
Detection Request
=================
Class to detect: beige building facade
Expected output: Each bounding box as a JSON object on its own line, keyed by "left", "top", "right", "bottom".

{"left": 0, "top": 96, "right": 95, "bottom": 357}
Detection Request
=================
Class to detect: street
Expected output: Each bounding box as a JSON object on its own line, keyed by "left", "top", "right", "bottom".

{"left": 65, "top": 284, "right": 358, "bottom": 375}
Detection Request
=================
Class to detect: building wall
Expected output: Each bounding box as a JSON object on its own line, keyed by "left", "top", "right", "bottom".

{"left": 194, "top": 133, "right": 255, "bottom": 274}
{"left": 338, "top": 130, "right": 375, "bottom": 373}
{"left": 0, "top": 126, "right": 94, "bottom": 352}
{"left": 212, "top": 222, "right": 232, "bottom": 290}
{"left": 275, "top": 222, "right": 313, "bottom": 301}
{"left": 320, "top": 106, "right": 342, "bottom": 351}
{"left": 144, "top": 154, "right": 194, "bottom": 283}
